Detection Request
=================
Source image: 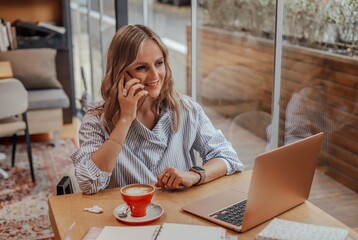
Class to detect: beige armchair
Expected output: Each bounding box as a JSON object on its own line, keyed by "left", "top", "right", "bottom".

{"left": 0, "top": 78, "right": 35, "bottom": 182}
{"left": 0, "top": 49, "right": 70, "bottom": 147}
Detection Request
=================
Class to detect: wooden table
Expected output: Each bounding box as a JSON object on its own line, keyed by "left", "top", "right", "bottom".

{"left": 48, "top": 171, "right": 358, "bottom": 240}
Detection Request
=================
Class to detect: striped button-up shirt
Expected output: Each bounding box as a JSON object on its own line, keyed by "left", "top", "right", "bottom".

{"left": 71, "top": 97, "right": 243, "bottom": 194}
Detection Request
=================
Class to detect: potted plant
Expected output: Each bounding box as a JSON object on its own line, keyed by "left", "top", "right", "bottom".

{"left": 199, "top": 0, "right": 357, "bottom": 57}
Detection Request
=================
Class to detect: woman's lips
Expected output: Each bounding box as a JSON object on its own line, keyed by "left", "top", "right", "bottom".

{"left": 144, "top": 81, "right": 159, "bottom": 89}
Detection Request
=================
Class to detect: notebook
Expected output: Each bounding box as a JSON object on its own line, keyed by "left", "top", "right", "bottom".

{"left": 94, "top": 223, "right": 226, "bottom": 240}
{"left": 255, "top": 218, "right": 348, "bottom": 240}
{"left": 182, "top": 132, "right": 324, "bottom": 233}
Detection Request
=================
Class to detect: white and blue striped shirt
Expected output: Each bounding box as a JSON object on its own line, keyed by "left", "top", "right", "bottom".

{"left": 71, "top": 97, "right": 243, "bottom": 194}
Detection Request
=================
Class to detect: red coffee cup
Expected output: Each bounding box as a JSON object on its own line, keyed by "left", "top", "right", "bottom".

{"left": 120, "top": 183, "right": 155, "bottom": 217}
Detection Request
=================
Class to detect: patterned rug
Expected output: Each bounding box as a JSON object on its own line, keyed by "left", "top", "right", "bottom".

{"left": 0, "top": 140, "right": 77, "bottom": 240}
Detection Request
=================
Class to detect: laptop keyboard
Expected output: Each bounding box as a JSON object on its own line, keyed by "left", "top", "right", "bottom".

{"left": 209, "top": 200, "right": 247, "bottom": 226}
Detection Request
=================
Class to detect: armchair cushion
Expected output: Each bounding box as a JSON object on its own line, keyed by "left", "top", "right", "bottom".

{"left": 0, "top": 116, "right": 26, "bottom": 137}
{"left": 28, "top": 89, "right": 70, "bottom": 110}
{"left": 0, "top": 48, "right": 62, "bottom": 90}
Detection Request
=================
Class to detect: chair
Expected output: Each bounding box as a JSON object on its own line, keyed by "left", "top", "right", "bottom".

{"left": 228, "top": 111, "right": 271, "bottom": 170}
{"left": 0, "top": 49, "right": 71, "bottom": 148}
{"left": 0, "top": 152, "right": 9, "bottom": 179}
{"left": 56, "top": 176, "right": 74, "bottom": 195}
{"left": 0, "top": 78, "right": 35, "bottom": 182}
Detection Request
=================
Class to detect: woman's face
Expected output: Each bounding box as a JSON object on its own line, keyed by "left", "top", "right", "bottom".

{"left": 127, "top": 39, "right": 166, "bottom": 99}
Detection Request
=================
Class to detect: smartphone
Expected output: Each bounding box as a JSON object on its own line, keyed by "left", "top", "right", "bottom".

{"left": 126, "top": 71, "right": 147, "bottom": 109}
{"left": 123, "top": 71, "right": 131, "bottom": 88}
{"left": 126, "top": 71, "right": 133, "bottom": 79}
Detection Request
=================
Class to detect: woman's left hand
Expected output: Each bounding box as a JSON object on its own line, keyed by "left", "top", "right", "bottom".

{"left": 155, "top": 167, "right": 200, "bottom": 189}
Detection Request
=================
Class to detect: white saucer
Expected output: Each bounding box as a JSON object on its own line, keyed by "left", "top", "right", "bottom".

{"left": 113, "top": 202, "right": 164, "bottom": 225}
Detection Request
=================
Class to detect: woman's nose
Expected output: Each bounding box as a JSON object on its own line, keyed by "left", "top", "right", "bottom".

{"left": 148, "top": 68, "right": 159, "bottom": 80}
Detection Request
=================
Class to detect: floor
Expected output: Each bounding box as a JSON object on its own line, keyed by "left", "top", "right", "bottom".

{"left": 36, "top": 116, "right": 358, "bottom": 231}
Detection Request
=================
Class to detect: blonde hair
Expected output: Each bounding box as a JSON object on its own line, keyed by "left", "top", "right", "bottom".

{"left": 91, "top": 24, "right": 181, "bottom": 134}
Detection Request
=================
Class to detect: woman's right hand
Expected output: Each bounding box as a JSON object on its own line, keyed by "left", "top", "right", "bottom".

{"left": 117, "top": 74, "right": 148, "bottom": 122}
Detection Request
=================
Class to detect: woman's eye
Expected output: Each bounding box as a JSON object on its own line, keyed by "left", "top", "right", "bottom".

{"left": 156, "top": 60, "right": 164, "bottom": 67}
{"left": 135, "top": 65, "right": 146, "bottom": 71}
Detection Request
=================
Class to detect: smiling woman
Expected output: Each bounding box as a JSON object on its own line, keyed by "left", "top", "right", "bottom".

{"left": 71, "top": 24, "right": 244, "bottom": 195}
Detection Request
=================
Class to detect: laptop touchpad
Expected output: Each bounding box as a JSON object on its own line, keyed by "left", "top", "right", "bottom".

{"left": 182, "top": 188, "right": 247, "bottom": 215}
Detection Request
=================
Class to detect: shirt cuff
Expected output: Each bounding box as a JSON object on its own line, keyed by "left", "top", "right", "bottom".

{"left": 87, "top": 159, "right": 112, "bottom": 179}
{"left": 222, "top": 158, "right": 244, "bottom": 175}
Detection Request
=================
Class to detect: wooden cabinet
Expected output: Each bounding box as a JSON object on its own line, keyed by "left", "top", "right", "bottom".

{"left": 0, "top": 0, "right": 75, "bottom": 123}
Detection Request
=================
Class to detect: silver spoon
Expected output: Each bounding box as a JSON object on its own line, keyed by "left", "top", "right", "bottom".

{"left": 117, "top": 206, "right": 129, "bottom": 218}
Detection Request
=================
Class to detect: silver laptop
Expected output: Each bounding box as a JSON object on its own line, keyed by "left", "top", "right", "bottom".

{"left": 182, "top": 132, "right": 324, "bottom": 232}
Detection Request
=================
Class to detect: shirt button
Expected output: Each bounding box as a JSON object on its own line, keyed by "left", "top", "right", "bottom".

{"left": 96, "top": 174, "right": 100, "bottom": 177}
